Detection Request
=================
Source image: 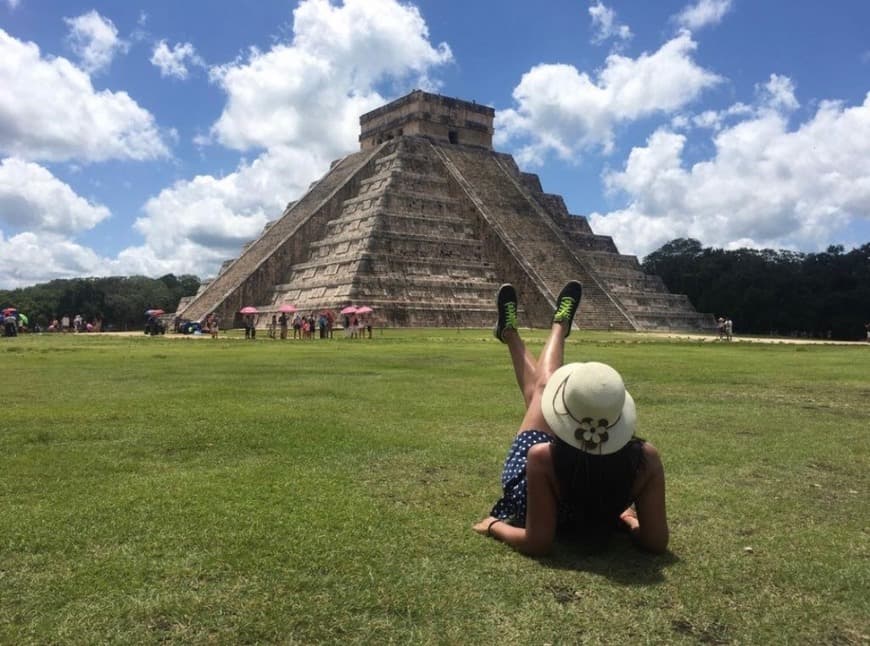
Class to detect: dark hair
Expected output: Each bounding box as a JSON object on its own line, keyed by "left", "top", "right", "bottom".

{"left": 551, "top": 435, "right": 645, "bottom": 534}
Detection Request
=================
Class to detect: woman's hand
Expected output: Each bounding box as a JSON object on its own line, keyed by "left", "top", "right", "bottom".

{"left": 618, "top": 506, "right": 639, "bottom": 532}
{"left": 472, "top": 516, "right": 501, "bottom": 536}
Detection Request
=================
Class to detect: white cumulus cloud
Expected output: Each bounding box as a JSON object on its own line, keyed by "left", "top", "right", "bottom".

{"left": 0, "top": 157, "right": 110, "bottom": 233}
{"left": 209, "top": 0, "right": 452, "bottom": 153}
{"left": 495, "top": 31, "right": 720, "bottom": 165}
{"left": 589, "top": 1, "right": 632, "bottom": 44}
{"left": 64, "top": 10, "right": 128, "bottom": 74}
{"left": 0, "top": 157, "right": 118, "bottom": 289}
{"left": 121, "top": 0, "right": 452, "bottom": 280}
{"left": 0, "top": 230, "right": 119, "bottom": 289}
{"left": 133, "top": 146, "right": 317, "bottom": 269}
{"left": 590, "top": 89, "right": 870, "bottom": 258}
{"left": 674, "top": 0, "right": 733, "bottom": 31}
{"left": 0, "top": 29, "right": 169, "bottom": 162}
{"left": 758, "top": 73, "right": 799, "bottom": 112}
{"left": 150, "top": 40, "right": 204, "bottom": 79}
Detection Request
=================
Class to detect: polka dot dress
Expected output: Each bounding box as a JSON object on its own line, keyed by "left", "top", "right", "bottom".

{"left": 489, "top": 430, "right": 552, "bottom": 527}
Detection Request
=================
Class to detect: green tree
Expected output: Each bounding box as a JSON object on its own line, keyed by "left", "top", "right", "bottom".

{"left": 642, "top": 239, "right": 870, "bottom": 340}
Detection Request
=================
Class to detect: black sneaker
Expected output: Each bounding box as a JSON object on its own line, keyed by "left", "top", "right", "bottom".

{"left": 553, "top": 280, "right": 583, "bottom": 337}
{"left": 493, "top": 284, "right": 518, "bottom": 343}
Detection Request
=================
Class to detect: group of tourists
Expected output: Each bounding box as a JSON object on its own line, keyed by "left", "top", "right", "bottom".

{"left": 242, "top": 310, "right": 375, "bottom": 340}
{"left": 342, "top": 313, "right": 373, "bottom": 339}
{"left": 256, "top": 312, "right": 332, "bottom": 340}
{"left": 1, "top": 310, "right": 106, "bottom": 336}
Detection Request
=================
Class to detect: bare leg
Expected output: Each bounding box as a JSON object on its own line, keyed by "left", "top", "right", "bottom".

{"left": 515, "top": 280, "right": 582, "bottom": 435}
{"left": 494, "top": 284, "right": 537, "bottom": 406}
{"left": 503, "top": 328, "right": 538, "bottom": 408}
{"left": 516, "top": 322, "right": 567, "bottom": 436}
{"left": 536, "top": 321, "right": 567, "bottom": 382}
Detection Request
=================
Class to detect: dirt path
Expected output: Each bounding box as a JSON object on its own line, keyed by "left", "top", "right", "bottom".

{"left": 644, "top": 331, "right": 867, "bottom": 346}
{"left": 100, "top": 329, "right": 869, "bottom": 345}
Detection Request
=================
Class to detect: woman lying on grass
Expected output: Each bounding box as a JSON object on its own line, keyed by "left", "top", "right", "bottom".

{"left": 473, "top": 281, "right": 669, "bottom": 556}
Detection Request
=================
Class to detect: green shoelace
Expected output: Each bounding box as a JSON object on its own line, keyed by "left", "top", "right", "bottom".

{"left": 504, "top": 302, "right": 518, "bottom": 328}
{"left": 554, "top": 297, "right": 575, "bottom": 321}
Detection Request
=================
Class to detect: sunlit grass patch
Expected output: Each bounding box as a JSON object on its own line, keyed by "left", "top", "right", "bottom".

{"left": 1, "top": 330, "right": 868, "bottom": 644}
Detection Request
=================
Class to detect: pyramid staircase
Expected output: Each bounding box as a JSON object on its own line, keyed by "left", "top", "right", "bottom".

{"left": 266, "top": 137, "right": 501, "bottom": 326}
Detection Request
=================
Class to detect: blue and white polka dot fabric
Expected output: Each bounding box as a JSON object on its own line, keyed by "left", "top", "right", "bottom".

{"left": 489, "top": 430, "right": 552, "bottom": 526}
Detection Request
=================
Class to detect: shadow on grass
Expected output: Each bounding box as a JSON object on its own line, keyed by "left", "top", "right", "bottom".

{"left": 539, "top": 532, "right": 679, "bottom": 586}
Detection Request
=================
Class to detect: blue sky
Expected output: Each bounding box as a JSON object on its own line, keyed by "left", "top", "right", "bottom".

{"left": 1, "top": 0, "right": 868, "bottom": 289}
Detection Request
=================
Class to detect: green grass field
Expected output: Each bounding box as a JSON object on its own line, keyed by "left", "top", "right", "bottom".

{"left": 1, "top": 330, "right": 868, "bottom": 645}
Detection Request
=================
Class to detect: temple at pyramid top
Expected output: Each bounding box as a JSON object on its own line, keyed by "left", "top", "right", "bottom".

{"left": 174, "top": 90, "right": 712, "bottom": 332}
{"left": 359, "top": 90, "right": 495, "bottom": 150}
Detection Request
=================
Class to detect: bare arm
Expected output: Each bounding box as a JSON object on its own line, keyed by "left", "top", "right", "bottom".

{"left": 473, "top": 444, "right": 558, "bottom": 556}
{"left": 621, "top": 443, "right": 669, "bottom": 553}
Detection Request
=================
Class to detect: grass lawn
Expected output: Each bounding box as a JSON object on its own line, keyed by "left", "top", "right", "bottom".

{"left": 1, "top": 329, "right": 868, "bottom": 645}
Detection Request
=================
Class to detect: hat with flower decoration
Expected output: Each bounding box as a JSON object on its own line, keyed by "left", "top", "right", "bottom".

{"left": 541, "top": 362, "right": 636, "bottom": 455}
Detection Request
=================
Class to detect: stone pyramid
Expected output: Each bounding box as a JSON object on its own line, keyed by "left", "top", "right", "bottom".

{"left": 175, "top": 90, "right": 712, "bottom": 331}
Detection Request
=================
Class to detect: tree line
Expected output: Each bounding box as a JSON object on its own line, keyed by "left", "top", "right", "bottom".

{"left": 642, "top": 239, "right": 870, "bottom": 340}
{"left": 2, "top": 242, "right": 868, "bottom": 339}
{"left": 0, "top": 274, "right": 200, "bottom": 331}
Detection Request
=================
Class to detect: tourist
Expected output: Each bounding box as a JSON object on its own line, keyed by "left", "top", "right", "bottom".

{"left": 293, "top": 313, "right": 302, "bottom": 339}
{"left": 724, "top": 317, "right": 733, "bottom": 341}
{"left": 326, "top": 310, "right": 335, "bottom": 338}
{"left": 269, "top": 314, "right": 277, "bottom": 339}
{"left": 279, "top": 312, "right": 288, "bottom": 339}
{"left": 244, "top": 313, "right": 257, "bottom": 339}
{"left": 473, "top": 282, "right": 669, "bottom": 555}
{"left": 208, "top": 314, "right": 219, "bottom": 338}
{"left": 351, "top": 315, "right": 360, "bottom": 339}
{"left": 3, "top": 313, "right": 17, "bottom": 337}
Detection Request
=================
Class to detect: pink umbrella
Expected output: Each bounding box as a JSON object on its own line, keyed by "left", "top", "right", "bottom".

{"left": 340, "top": 305, "right": 357, "bottom": 315}
{"left": 279, "top": 304, "right": 297, "bottom": 313}
{"left": 239, "top": 306, "right": 258, "bottom": 314}
{"left": 356, "top": 306, "right": 373, "bottom": 314}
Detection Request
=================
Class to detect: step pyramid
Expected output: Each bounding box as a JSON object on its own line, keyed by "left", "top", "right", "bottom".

{"left": 175, "top": 91, "right": 713, "bottom": 332}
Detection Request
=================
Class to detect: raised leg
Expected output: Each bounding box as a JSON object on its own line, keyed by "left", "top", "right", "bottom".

{"left": 516, "top": 281, "right": 583, "bottom": 436}
{"left": 503, "top": 328, "right": 538, "bottom": 408}
{"left": 494, "top": 284, "right": 538, "bottom": 407}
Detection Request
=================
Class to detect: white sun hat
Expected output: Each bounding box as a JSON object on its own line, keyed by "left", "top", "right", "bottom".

{"left": 541, "top": 361, "right": 636, "bottom": 455}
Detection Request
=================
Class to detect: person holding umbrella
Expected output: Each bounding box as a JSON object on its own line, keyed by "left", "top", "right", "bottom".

{"left": 340, "top": 305, "right": 356, "bottom": 338}
{"left": 3, "top": 307, "right": 18, "bottom": 337}
{"left": 356, "top": 306, "right": 374, "bottom": 338}
{"left": 240, "top": 306, "right": 258, "bottom": 339}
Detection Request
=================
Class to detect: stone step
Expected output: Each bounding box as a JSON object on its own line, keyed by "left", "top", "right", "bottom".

{"left": 176, "top": 144, "right": 386, "bottom": 322}
{"left": 435, "top": 144, "right": 636, "bottom": 329}
{"left": 326, "top": 209, "right": 468, "bottom": 229}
